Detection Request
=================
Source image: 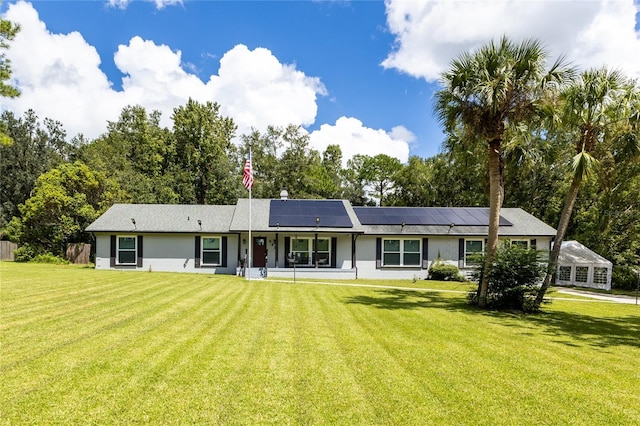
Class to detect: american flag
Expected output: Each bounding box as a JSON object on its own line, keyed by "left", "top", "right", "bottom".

{"left": 242, "top": 154, "right": 253, "bottom": 190}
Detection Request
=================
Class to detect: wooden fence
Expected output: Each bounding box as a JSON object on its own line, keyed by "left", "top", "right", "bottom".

{"left": 0, "top": 241, "right": 17, "bottom": 261}
{"left": 66, "top": 243, "right": 91, "bottom": 264}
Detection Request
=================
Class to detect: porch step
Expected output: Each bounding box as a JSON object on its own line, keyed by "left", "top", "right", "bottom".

{"left": 245, "top": 268, "right": 266, "bottom": 280}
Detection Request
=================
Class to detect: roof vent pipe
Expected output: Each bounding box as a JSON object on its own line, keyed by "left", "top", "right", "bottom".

{"left": 280, "top": 189, "right": 288, "bottom": 200}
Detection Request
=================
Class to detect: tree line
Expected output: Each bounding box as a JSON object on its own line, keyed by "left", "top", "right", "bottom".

{"left": 1, "top": 36, "right": 638, "bottom": 293}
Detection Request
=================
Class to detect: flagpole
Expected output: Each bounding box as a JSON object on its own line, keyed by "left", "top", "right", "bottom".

{"left": 247, "top": 145, "right": 252, "bottom": 281}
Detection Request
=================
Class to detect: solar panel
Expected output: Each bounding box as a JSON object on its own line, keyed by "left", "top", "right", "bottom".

{"left": 353, "top": 207, "right": 512, "bottom": 226}
{"left": 269, "top": 200, "right": 353, "bottom": 228}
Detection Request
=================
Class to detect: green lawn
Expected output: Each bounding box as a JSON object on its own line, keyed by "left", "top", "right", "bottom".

{"left": 1, "top": 263, "right": 639, "bottom": 425}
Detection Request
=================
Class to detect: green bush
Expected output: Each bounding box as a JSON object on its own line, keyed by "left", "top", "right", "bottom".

{"left": 32, "top": 253, "right": 70, "bottom": 265}
{"left": 427, "top": 262, "right": 465, "bottom": 282}
{"left": 612, "top": 265, "right": 639, "bottom": 291}
{"left": 469, "top": 242, "right": 546, "bottom": 312}
{"left": 13, "top": 245, "right": 36, "bottom": 263}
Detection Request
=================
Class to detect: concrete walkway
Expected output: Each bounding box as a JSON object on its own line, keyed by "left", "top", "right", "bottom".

{"left": 556, "top": 288, "right": 639, "bottom": 305}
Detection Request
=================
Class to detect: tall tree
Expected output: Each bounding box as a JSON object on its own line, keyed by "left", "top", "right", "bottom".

{"left": 359, "top": 154, "right": 402, "bottom": 206}
{"left": 77, "top": 105, "right": 177, "bottom": 204}
{"left": 0, "top": 110, "right": 70, "bottom": 227}
{"left": 534, "top": 68, "right": 640, "bottom": 307}
{"left": 341, "top": 154, "right": 369, "bottom": 206}
{"left": 238, "top": 127, "right": 284, "bottom": 199}
{"left": 171, "top": 99, "right": 237, "bottom": 204}
{"left": 277, "top": 125, "right": 322, "bottom": 198}
{"left": 434, "top": 36, "right": 573, "bottom": 308}
{"left": 6, "top": 161, "right": 122, "bottom": 257}
{"left": 0, "top": 15, "right": 20, "bottom": 146}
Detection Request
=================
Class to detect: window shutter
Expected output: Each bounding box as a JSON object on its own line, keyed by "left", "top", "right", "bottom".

{"left": 284, "top": 237, "right": 290, "bottom": 267}
{"left": 221, "top": 236, "right": 228, "bottom": 267}
{"left": 110, "top": 235, "right": 116, "bottom": 267}
{"left": 458, "top": 238, "right": 464, "bottom": 268}
{"left": 194, "top": 236, "right": 201, "bottom": 268}
{"left": 376, "top": 238, "right": 382, "bottom": 269}
{"left": 137, "top": 236, "right": 143, "bottom": 267}
{"left": 530, "top": 239, "right": 537, "bottom": 250}
{"left": 331, "top": 237, "right": 337, "bottom": 268}
{"left": 422, "top": 238, "right": 429, "bottom": 269}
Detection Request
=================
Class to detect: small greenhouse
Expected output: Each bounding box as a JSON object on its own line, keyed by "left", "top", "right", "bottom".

{"left": 556, "top": 240, "right": 612, "bottom": 290}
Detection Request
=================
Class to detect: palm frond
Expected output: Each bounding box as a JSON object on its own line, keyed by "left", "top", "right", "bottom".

{"left": 571, "top": 150, "right": 599, "bottom": 181}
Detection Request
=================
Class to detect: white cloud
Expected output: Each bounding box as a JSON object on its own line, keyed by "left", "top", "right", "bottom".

{"left": 2, "top": 1, "right": 327, "bottom": 143}
{"left": 1, "top": 1, "right": 411, "bottom": 166}
{"left": 107, "top": 0, "right": 183, "bottom": 10}
{"left": 309, "top": 117, "right": 411, "bottom": 167}
{"left": 2, "top": 1, "right": 124, "bottom": 139}
{"left": 383, "top": 0, "right": 640, "bottom": 81}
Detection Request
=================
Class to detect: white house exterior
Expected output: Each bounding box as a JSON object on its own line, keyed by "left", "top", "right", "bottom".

{"left": 556, "top": 240, "right": 612, "bottom": 290}
{"left": 86, "top": 199, "right": 557, "bottom": 280}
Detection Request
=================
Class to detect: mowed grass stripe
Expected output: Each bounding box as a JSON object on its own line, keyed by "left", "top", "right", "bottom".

{"left": 1, "top": 263, "right": 639, "bottom": 425}
{"left": 3, "top": 275, "right": 258, "bottom": 423}
{"left": 1, "top": 271, "right": 220, "bottom": 371}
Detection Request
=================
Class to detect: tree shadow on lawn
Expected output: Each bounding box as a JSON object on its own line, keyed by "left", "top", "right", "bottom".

{"left": 343, "top": 288, "right": 472, "bottom": 312}
{"left": 520, "top": 310, "right": 640, "bottom": 349}
{"left": 344, "top": 289, "right": 640, "bottom": 349}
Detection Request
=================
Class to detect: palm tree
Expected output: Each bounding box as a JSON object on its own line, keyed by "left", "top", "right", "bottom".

{"left": 435, "top": 36, "right": 573, "bottom": 308}
{"left": 534, "top": 68, "right": 640, "bottom": 307}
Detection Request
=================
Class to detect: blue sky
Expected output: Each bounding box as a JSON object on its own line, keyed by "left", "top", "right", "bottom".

{"left": 2, "top": 0, "right": 639, "bottom": 164}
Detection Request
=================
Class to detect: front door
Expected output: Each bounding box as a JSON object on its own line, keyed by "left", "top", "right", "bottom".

{"left": 253, "top": 236, "right": 267, "bottom": 267}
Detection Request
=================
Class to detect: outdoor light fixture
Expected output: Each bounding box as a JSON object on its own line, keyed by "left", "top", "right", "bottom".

{"left": 197, "top": 219, "right": 202, "bottom": 228}
{"left": 131, "top": 218, "right": 136, "bottom": 228}
{"left": 316, "top": 217, "right": 320, "bottom": 226}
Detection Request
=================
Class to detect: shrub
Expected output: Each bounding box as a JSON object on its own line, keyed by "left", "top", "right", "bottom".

{"left": 32, "top": 253, "right": 70, "bottom": 265}
{"left": 13, "top": 245, "right": 36, "bottom": 263}
{"left": 427, "top": 262, "right": 465, "bottom": 282}
{"left": 469, "top": 242, "right": 546, "bottom": 312}
{"left": 612, "top": 265, "right": 639, "bottom": 291}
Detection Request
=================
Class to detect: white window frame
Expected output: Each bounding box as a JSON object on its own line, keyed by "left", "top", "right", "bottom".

{"left": 382, "top": 238, "right": 421, "bottom": 267}
{"left": 575, "top": 266, "right": 589, "bottom": 283}
{"left": 291, "top": 237, "right": 331, "bottom": 267}
{"left": 558, "top": 265, "right": 571, "bottom": 282}
{"left": 593, "top": 267, "right": 608, "bottom": 287}
{"left": 117, "top": 235, "right": 137, "bottom": 265}
{"left": 464, "top": 239, "right": 485, "bottom": 267}
{"left": 201, "top": 236, "right": 222, "bottom": 266}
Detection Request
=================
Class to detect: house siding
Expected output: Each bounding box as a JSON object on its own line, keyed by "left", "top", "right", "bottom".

{"left": 88, "top": 202, "right": 558, "bottom": 280}
{"left": 95, "top": 233, "right": 238, "bottom": 274}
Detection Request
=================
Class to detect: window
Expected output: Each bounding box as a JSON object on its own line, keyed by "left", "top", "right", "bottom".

{"left": 202, "top": 237, "right": 221, "bottom": 265}
{"left": 291, "top": 238, "right": 331, "bottom": 266}
{"left": 575, "top": 266, "right": 589, "bottom": 283}
{"left": 593, "top": 267, "right": 608, "bottom": 287}
{"left": 382, "top": 238, "right": 421, "bottom": 267}
{"left": 465, "top": 239, "right": 484, "bottom": 266}
{"left": 510, "top": 239, "right": 530, "bottom": 249}
{"left": 117, "top": 236, "right": 137, "bottom": 265}
{"left": 313, "top": 238, "right": 330, "bottom": 266}
{"left": 558, "top": 266, "right": 571, "bottom": 281}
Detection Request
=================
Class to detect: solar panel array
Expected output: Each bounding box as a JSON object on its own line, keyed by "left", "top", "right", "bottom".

{"left": 353, "top": 207, "right": 512, "bottom": 226}
{"left": 269, "top": 200, "right": 353, "bottom": 228}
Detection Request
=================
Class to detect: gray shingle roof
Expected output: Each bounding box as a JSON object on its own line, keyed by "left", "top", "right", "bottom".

{"left": 358, "top": 208, "right": 556, "bottom": 236}
{"left": 86, "top": 204, "right": 236, "bottom": 233}
{"left": 86, "top": 202, "right": 555, "bottom": 237}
